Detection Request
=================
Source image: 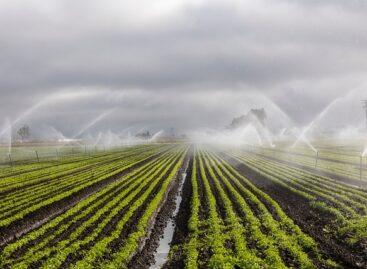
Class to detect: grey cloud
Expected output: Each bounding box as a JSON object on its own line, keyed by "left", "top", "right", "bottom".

{"left": 0, "top": 0, "right": 367, "bottom": 133}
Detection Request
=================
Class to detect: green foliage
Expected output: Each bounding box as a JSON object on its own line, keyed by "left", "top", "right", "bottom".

{"left": 339, "top": 216, "right": 367, "bottom": 245}
{"left": 1, "top": 144, "right": 364, "bottom": 268}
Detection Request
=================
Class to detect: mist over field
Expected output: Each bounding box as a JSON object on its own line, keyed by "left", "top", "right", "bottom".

{"left": 1, "top": 2, "right": 367, "bottom": 269}
{"left": 1, "top": 0, "right": 367, "bottom": 140}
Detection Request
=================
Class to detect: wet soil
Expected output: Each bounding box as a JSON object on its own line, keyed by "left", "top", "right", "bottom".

{"left": 0, "top": 151, "right": 164, "bottom": 246}
{"left": 127, "top": 151, "right": 191, "bottom": 269}
{"left": 223, "top": 153, "right": 366, "bottom": 269}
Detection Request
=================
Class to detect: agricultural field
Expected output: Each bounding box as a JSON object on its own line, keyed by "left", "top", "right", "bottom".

{"left": 3, "top": 0, "right": 367, "bottom": 268}
{"left": 0, "top": 143, "right": 366, "bottom": 268}
{"left": 250, "top": 144, "right": 367, "bottom": 182}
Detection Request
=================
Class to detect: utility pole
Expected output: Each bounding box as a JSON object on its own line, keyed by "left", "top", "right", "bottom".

{"left": 362, "top": 100, "right": 367, "bottom": 129}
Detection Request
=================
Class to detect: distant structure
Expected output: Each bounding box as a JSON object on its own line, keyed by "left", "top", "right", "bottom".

{"left": 362, "top": 100, "right": 367, "bottom": 129}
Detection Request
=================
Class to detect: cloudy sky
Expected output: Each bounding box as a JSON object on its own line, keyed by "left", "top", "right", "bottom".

{"left": 0, "top": 0, "right": 367, "bottom": 135}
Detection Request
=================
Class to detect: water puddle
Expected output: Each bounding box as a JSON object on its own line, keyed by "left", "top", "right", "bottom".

{"left": 149, "top": 172, "right": 187, "bottom": 269}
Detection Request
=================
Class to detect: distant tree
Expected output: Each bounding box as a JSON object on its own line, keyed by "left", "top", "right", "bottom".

{"left": 250, "top": 108, "right": 267, "bottom": 125}
{"left": 229, "top": 108, "right": 267, "bottom": 129}
{"left": 17, "top": 125, "right": 30, "bottom": 142}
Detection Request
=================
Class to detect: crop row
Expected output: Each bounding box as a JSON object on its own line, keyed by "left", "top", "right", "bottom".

{"left": 179, "top": 147, "right": 336, "bottom": 269}
{"left": 0, "top": 146, "right": 169, "bottom": 215}
{"left": 226, "top": 150, "right": 367, "bottom": 251}
{"left": 251, "top": 146, "right": 367, "bottom": 181}
{"left": 0, "top": 144, "right": 164, "bottom": 190}
{"left": 0, "top": 145, "right": 174, "bottom": 229}
{"left": 0, "top": 145, "right": 188, "bottom": 268}
{"left": 229, "top": 151, "right": 367, "bottom": 219}
{"left": 0, "top": 145, "right": 159, "bottom": 178}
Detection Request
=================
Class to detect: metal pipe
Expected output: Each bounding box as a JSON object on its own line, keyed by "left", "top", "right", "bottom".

{"left": 35, "top": 150, "right": 40, "bottom": 162}
{"left": 360, "top": 156, "right": 363, "bottom": 180}
{"left": 315, "top": 151, "right": 319, "bottom": 168}
{"left": 8, "top": 153, "right": 13, "bottom": 167}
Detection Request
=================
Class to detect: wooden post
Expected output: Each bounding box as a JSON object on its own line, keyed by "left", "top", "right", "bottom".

{"left": 35, "top": 151, "right": 40, "bottom": 162}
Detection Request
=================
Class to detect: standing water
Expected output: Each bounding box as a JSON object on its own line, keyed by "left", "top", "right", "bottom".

{"left": 149, "top": 172, "right": 187, "bottom": 269}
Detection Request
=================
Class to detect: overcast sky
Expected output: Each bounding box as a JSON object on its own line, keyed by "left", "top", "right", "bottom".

{"left": 1, "top": 0, "right": 367, "bottom": 135}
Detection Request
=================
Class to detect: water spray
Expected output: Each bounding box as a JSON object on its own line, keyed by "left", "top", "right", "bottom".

{"left": 291, "top": 95, "right": 350, "bottom": 153}
{"left": 363, "top": 148, "right": 367, "bottom": 157}
{"left": 0, "top": 90, "right": 95, "bottom": 138}
{"left": 291, "top": 121, "right": 315, "bottom": 150}
{"left": 362, "top": 100, "right": 367, "bottom": 129}
{"left": 150, "top": 130, "right": 164, "bottom": 142}
{"left": 73, "top": 109, "right": 115, "bottom": 139}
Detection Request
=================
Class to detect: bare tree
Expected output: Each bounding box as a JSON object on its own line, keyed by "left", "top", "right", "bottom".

{"left": 17, "top": 125, "right": 30, "bottom": 142}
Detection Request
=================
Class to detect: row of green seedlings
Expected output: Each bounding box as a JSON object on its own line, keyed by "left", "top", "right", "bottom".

{"left": 243, "top": 152, "right": 367, "bottom": 210}
{"left": 0, "top": 146, "right": 162, "bottom": 219}
{"left": 0, "top": 152, "right": 148, "bottom": 225}
{"left": 258, "top": 148, "right": 358, "bottom": 178}
{"left": 254, "top": 147, "right": 364, "bottom": 181}
{"left": 252, "top": 144, "right": 360, "bottom": 179}
{"left": 0, "top": 144, "right": 161, "bottom": 179}
{"left": 230, "top": 151, "right": 367, "bottom": 246}
{"left": 0, "top": 144, "right": 165, "bottom": 191}
{"left": 1, "top": 147, "right": 177, "bottom": 258}
{"left": 0, "top": 145, "right": 170, "bottom": 219}
{"left": 234, "top": 152, "right": 367, "bottom": 219}
{"left": 1, "top": 143, "right": 153, "bottom": 167}
{"left": 204, "top": 149, "right": 333, "bottom": 268}
{"left": 0, "top": 146, "right": 171, "bottom": 229}
{"left": 1, "top": 146, "right": 187, "bottom": 269}
{"left": 0, "top": 146, "right": 137, "bottom": 179}
{"left": 240, "top": 152, "right": 367, "bottom": 245}
{"left": 240, "top": 151, "right": 367, "bottom": 244}
{"left": 182, "top": 148, "right": 336, "bottom": 269}
{"left": 258, "top": 145, "right": 362, "bottom": 165}
{"left": 0, "top": 145, "right": 169, "bottom": 205}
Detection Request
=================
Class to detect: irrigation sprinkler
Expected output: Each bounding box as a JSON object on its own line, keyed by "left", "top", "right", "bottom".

{"left": 8, "top": 153, "right": 13, "bottom": 167}
{"left": 56, "top": 149, "right": 59, "bottom": 160}
{"left": 84, "top": 145, "right": 87, "bottom": 154}
{"left": 315, "top": 150, "right": 319, "bottom": 169}
{"left": 35, "top": 151, "right": 40, "bottom": 162}
{"left": 360, "top": 155, "right": 363, "bottom": 180}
